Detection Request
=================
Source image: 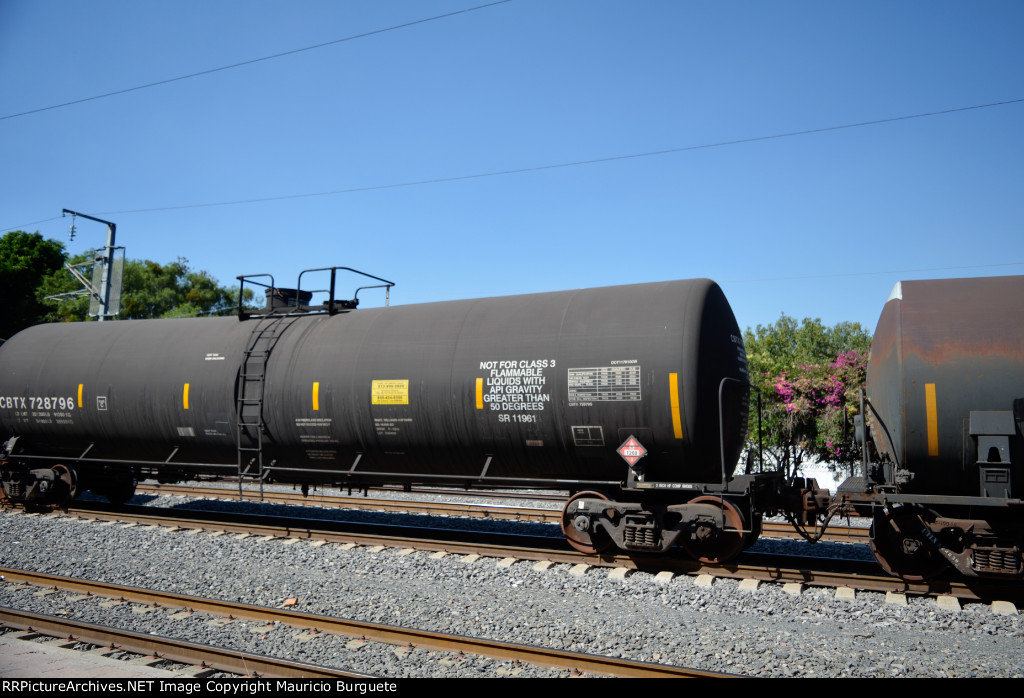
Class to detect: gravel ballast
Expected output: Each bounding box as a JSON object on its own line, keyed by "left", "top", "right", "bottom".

{"left": 1, "top": 496, "right": 1021, "bottom": 678}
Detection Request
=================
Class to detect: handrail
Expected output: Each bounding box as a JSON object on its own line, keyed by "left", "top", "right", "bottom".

{"left": 718, "top": 376, "right": 754, "bottom": 483}
{"left": 235, "top": 273, "right": 275, "bottom": 319}
{"left": 235, "top": 267, "right": 396, "bottom": 319}
{"left": 296, "top": 266, "right": 395, "bottom": 315}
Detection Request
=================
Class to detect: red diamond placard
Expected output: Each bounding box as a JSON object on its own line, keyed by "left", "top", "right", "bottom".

{"left": 617, "top": 435, "right": 647, "bottom": 466}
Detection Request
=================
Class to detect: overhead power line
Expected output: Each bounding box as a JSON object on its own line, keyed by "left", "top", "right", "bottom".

{"left": 92, "top": 97, "right": 1024, "bottom": 216}
{"left": 0, "top": 1, "right": 513, "bottom": 121}
{"left": 2, "top": 216, "right": 62, "bottom": 233}
{"left": 722, "top": 261, "right": 1024, "bottom": 284}
{"left": 3, "top": 96, "right": 1021, "bottom": 232}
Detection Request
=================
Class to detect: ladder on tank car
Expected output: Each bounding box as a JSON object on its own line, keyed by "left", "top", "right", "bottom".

{"left": 236, "top": 315, "right": 295, "bottom": 499}
{"left": 232, "top": 267, "right": 395, "bottom": 501}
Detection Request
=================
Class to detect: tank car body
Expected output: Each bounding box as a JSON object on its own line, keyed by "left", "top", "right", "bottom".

{"left": 1, "top": 271, "right": 782, "bottom": 561}
{"left": 837, "top": 276, "right": 1024, "bottom": 579}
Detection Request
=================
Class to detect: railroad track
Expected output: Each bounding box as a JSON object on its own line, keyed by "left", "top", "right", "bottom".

{"left": 135, "top": 482, "right": 872, "bottom": 543}
{"left": 0, "top": 568, "right": 730, "bottom": 678}
{"left": 138, "top": 482, "right": 559, "bottom": 522}
{"left": 34, "top": 503, "right": 1019, "bottom": 603}
{"left": 0, "top": 607, "right": 363, "bottom": 679}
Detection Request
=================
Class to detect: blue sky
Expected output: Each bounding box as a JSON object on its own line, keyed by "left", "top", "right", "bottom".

{"left": 2, "top": 0, "right": 1022, "bottom": 332}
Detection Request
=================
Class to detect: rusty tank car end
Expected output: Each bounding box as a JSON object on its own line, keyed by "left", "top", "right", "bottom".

{"left": 833, "top": 275, "right": 1024, "bottom": 580}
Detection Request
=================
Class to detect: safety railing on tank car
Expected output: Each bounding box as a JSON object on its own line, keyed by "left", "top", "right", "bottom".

{"left": 236, "top": 267, "right": 395, "bottom": 319}
{"left": 856, "top": 389, "right": 899, "bottom": 485}
{"left": 296, "top": 266, "right": 395, "bottom": 315}
{"left": 720, "top": 376, "right": 763, "bottom": 482}
{"left": 235, "top": 273, "right": 275, "bottom": 319}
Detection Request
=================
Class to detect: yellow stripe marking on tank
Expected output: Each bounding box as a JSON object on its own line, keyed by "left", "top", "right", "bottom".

{"left": 77, "top": 384, "right": 84, "bottom": 408}
{"left": 313, "top": 382, "right": 320, "bottom": 411}
{"left": 183, "top": 383, "right": 190, "bottom": 410}
{"left": 475, "top": 378, "right": 484, "bottom": 410}
{"left": 669, "top": 372, "right": 683, "bottom": 440}
{"left": 925, "top": 382, "right": 938, "bottom": 456}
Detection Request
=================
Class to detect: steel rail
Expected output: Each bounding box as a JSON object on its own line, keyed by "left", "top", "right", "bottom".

{"left": 0, "top": 606, "right": 369, "bottom": 678}
{"left": 40, "top": 505, "right": 1016, "bottom": 601}
{"left": 135, "top": 482, "right": 872, "bottom": 542}
{"left": 136, "top": 483, "right": 557, "bottom": 521}
{"left": 0, "top": 568, "right": 730, "bottom": 678}
{"left": 143, "top": 480, "right": 571, "bottom": 503}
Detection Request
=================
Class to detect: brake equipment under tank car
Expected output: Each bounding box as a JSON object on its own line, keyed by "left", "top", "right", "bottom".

{"left": 0, "top": 267, "right": 827, "bottom": 564}
{"left": 833, "top": 275, "right": 1024, "bottom": 580}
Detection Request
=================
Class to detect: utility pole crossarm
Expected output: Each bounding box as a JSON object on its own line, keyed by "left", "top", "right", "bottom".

{"left": 61, "top": 208, "right": 121, "bottom": 320}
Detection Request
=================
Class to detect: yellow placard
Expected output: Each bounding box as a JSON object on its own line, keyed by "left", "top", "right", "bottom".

{"left": 372, "top": 380, "right": 409, "bottom": 405}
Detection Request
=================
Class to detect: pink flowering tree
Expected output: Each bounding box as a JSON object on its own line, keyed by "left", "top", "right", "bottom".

{"left": 742, "top": 315, "right": 871, "bottom": 479}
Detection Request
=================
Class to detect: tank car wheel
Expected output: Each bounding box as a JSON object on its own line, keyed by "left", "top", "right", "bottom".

{"left": 561, "top": 491, "right": 614, "bottom": 555}
{"left": 680, "top": 496, "right": 747, "bottom": 564}
{"left": 94, "top": 475, "right": 138, "bottom": 505}
{"left": 50, "top": 464, "right": 79, "bottom": 505}
{"left": 870, "top": 506, "right": 948, "bottom": 581}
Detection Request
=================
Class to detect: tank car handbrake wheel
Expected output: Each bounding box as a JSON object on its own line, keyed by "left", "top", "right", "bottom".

{"left": 561, "top": 491, "right": 614, "bottom": 554}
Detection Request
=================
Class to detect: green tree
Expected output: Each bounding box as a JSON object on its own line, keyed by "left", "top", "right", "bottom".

{"left": 743, "top": 315, "right": 872, "bottom": 478}
{"left": 37, "top": 255, "right": 249, "bottom": 322}
{"left": 0, "top": 231, "right": 67, "bottom": 339}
